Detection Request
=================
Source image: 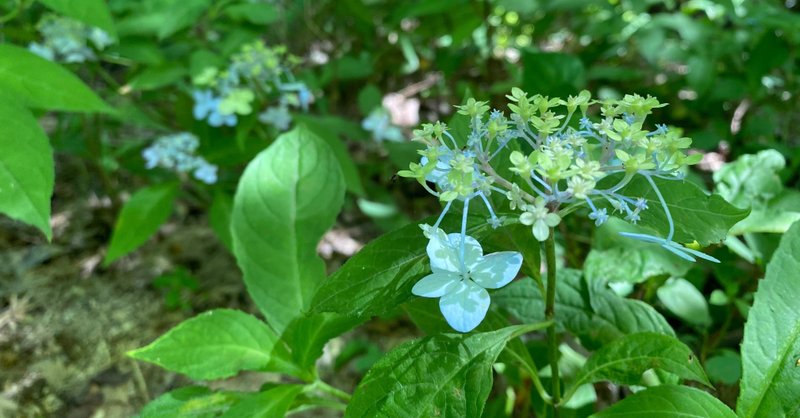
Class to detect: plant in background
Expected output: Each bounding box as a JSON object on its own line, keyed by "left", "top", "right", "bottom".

{"left": 362, "top": 106, "right": 404, "bottom": 143}
{"left": 28, "top": 14, "right": 113, "bottom": 62}
{"left": 191, "top": 40, "right": 312, "bottom": 129}
{"left": 141, "top": 132, "right": 218, "bottom": 184}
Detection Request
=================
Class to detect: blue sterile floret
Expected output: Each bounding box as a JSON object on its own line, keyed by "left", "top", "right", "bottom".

{"left": 192, "top": 90, "right": 236, "bottom": 127}
{"left": 412, "top": 227, "right": 522, "bottom": 332}
{"left": 142, "top": 132, "right": 218, "bottom": 184}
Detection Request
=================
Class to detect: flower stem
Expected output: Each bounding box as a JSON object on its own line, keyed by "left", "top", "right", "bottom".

{"left": 544, "top": 229, "right": 561, "bottom": 417}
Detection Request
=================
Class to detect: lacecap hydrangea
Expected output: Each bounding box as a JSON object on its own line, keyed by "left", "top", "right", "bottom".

{"left": 191, "top": 41, "right": 312, "bottom": 129}
{"left": 400, "top": 90, "right": 718, "bottom": 332}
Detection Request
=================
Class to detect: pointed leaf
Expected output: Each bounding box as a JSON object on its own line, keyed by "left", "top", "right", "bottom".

{"left": 737, "top": 221, "right": 800, "bottom": 418}
{"left": 129, "top": 309, "right": 278, "bottom": 381}
{"left": 104, "top": 183, "right": 178, "bottom": 265}
{"left": 591, "top": 385, "right": 737, "bottom": 418}
{"left": 0, "top": 102, "right": 53, "bottom": 239}
{"left": 231, "top": 126, "right": 345, "bottom": 335}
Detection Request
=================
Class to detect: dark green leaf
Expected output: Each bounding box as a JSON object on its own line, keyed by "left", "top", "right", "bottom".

{"left": 617, "top": 176, "right": 749, "bottom": 246}
{"left": 494, "top": 269, "right": 674, "bottom": 346}
{"left": 129, "top": 309, "right": 278, "bottom": 381}
{"left": 231, "top": 126, "right": 345, "bottom": 335}
{"left": 209, "top": 191, "right": 234, "bottom": 252}
{"left": 104, "top": 183, "right": 178, "bottom": 265}
{"left": 737, "top": 221, "right": 800, "bottom": 418}
{"left": 567, "top": 333, "right": 709, "bottom": 401}
{"left": 220, "top": 385, "right": 302, "bottom": 418}
{"left": 345, "top": 324, "right": 548, "bottom": 418}
{"left": 0, "top": 102, "right": 54, "bottom": 239}
{"left": 138, "top": 386, "right": 241, "bottom": 418}
{"left": 311, "top": 217, "right": 523, "bottom": 319}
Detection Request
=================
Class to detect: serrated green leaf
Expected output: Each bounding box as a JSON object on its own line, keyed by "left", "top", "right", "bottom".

{"left": 737, "top": 221, "right": 800, "bottom": 418}
{"left": 0, "top": 44, "right": 112, "bottom": 113}
{"left": 565, "top": 333, "right": 709, "bottom": 402}
{"left": 104, "top": 182, "right": 178, "bottom": 265}
{"left": 231, "top": 126, "right": 344, "bottom": 335}
{"left": 38, "top": 0, "right": 116, "bottom": 36}
{"left": 219, "top": 385, "right": 302, "bottom": 418}
{"left": 613, "top": 176, "right": 749, "bottom": 246}
{"left": 0, "top": 102, "right": 54, "bottom": 239}
{"left": 345, "top": 324, "right": 548, "bottom": 418}
{"left": 129, "top": 309, "right": 278, "bottom": 381}
{"left": 138, "top": 386, "right": 242, "bottom": 418}
{"left": 590, "top": 385, "right": 737, "bottom": 418}
{"left": 494, "top": 269, "right": 674, "bottom": 347}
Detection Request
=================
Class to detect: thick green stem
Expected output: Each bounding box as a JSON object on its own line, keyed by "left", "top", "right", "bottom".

{"left": 545, "top": 229, "right": 561, "bottom": 417}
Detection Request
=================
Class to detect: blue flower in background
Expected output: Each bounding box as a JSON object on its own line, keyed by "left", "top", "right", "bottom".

{"left": 141, "top": 132, "right": 218, "bottom": 184}
{"left": 297, "top": 85, "right": 313, "bottom": 111}
{"left": 258, "top": 106, "right": 292, "bottom": 131}
{"left": 412, "top": 228, "right": 522, "bottom": 332}
{"left": 192, "top": 90, "right": 236, "bottom": 127}
{"left": 362, "top": 108, "right": 404, "bottom": 143}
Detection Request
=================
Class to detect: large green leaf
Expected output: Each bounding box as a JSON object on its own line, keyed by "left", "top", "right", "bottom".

{"left": 231, "top": 126, "right": 345, "bottom": 335}
{"left": 128, "top": 309, "right": 278, "bottom": 381}
{"left": 0, "top": 44, "right": 112, "bottom": 113}
{"left": 737, "top": 221, "right": 800, "bottom": 418}
{"left": 0, "top": 102, "right": 54, "bottom": 239}
{"left": 294, "top": 116, "right": 366, "bottom": 196}
{"left": 566, "top": 333, "right": 709, "bottom": 401}
{"left": 104, "top": 183, "right": 178, "bottom": 265}
{"left": 273, "top": 313, "right": 359, "bottom": 379}
{"left": 219, "top": 385, "right": 302, "bottom": 418}
{"left": 345, "top": 324, "right": 548, "bottom": 418}
{"left": 138, "top": 386, "right": 241, "bottom": 418}
{"left": 616, "top": 176, "right": 749, "bottom": 246}
{"left": 494, "top": 269, "right": 674, "bottom": 347}
{"left": 590, "top": 385, "right": 737, "bottom": 418}
{"left": 37, "top": 0, "right": 116, "bottom": 35}
{"left": 311, "top": 217, "right": 524, "bottom": 319}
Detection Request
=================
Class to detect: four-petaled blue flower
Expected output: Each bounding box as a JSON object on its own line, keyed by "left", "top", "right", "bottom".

{"left": 412, "top": 229, "right": 523, "bottom": 332}
{"left": 193, "top": 90, "right": 236, "bottom": 127}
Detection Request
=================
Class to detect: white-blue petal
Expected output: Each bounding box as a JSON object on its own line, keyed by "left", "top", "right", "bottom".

{"left": 470, "top": 251, "right": 523, "bottom": 289}
{"left": 439, "top": 280, "right": 490, "bottom": 333}
{"left": 446, "top": 233, "right": 483, "bottom": 266}
{"left": 412, "top": 272, "right": 461, "bottom": 298}
{"left": 427, "top": 229, "right": 461, "bottom": 273}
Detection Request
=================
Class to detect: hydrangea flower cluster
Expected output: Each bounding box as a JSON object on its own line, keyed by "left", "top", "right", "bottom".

{"left": 401, "top": 90, "right": 719, "bottom": 331}
{"left": 191, "top": 41, "right": 312, "bottom": 129}
{"left": 142, "top": 133, "right": 218, "bottom": 184}
{"left": 28, "top": 14, "right": 113, "bottom": 63}
{"left": 362, "top": 107, "right": 404, "bottom": 143}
